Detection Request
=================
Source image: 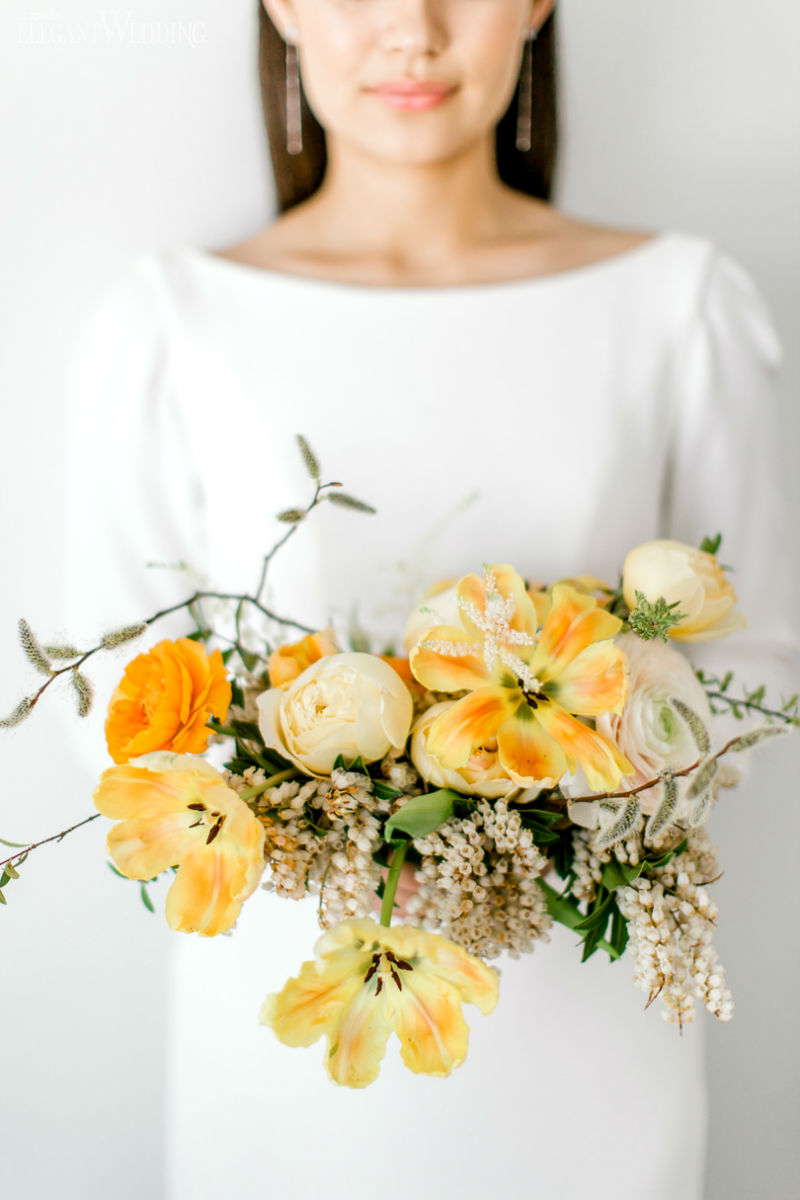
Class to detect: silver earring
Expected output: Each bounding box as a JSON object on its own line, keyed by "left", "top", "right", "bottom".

{"left": 515, "top": 27, "right": 537, "bottom": 152}
{"left": 284, "top": 24, "right": 302, "bottom": 156}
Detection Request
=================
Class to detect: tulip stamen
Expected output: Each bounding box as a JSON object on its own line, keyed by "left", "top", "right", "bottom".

{"left": 186, "top": 801, "right": 206, "bottom": 811}
{"left": 364, "top": 949, "right": 413, "bottom": 994}
{"left": 206, "top": 815, "right": 225, "bottom": 845}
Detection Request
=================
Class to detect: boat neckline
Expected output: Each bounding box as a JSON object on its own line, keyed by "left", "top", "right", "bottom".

{"left": 174, "top": 230, "right": 679, "bottom": 296}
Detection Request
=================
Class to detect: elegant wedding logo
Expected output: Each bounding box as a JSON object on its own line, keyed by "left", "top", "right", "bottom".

{"left": 17, "top": 9, "right": 207, "bottom": 48}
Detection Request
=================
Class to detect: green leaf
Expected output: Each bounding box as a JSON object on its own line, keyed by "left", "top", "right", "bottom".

{"left": 332, "top": 754, "right": 369, "bottom": 776}
{"left": 699, "top": 532, "right": 722, "bottom": 555}
{"left": 539, "top": 881, "right": 617, "bottom": 959}
{"left": 384, "top": 789, "right": 457, "bottom": 841}
{"left": 0, "top": 836, "right": 30, "bottom": 848}
{"left": 601, "top": 859, "right": 646, "bottom": 890}
{"left": 140, "top": 883, "right": 155, "bottom": 913}
{"left": 238, "top": 648, "right": 260, "bottom": 672}
{"left": 0, "top": 890, "right": 6, "bottom": 905}
{"left": 574, "top": 887, "right": 615, "bottom": 930}
{"left": 0, "top": 870, "right": 10, "bottom": 889}
{"left": 107, "top": 861, "right": 127, "bottom": 879}
{"left": 372, "top": 779, "right": 402, "bottom": 802}
{"left": 520, "top": 806, "right": 562, "bottom": 826}
{"left": 610, "top": 906, "right": 629, "bottom": 957}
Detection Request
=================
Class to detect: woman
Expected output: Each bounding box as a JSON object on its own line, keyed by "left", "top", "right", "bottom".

{"left": 64, "top": 2, "right": 797, "bottom": 1197}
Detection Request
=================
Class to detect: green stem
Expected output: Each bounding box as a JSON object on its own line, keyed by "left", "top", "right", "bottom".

{"left": 240, "top": 769, "right": 299, "bottom": 801}
{"left": 380, "top": 840, "right": 409, "bottom": 928}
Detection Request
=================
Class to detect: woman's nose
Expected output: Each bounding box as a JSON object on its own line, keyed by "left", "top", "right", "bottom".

{"left": 378, "top": 0, "right": 447, "bottom": 56}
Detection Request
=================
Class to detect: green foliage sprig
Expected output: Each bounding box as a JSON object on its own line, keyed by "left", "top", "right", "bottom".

{"left": 627, "top": 590, "right": 687, "bottom": 643}
{"left": 695, "top": 668, "right": 800, "bottom": 726}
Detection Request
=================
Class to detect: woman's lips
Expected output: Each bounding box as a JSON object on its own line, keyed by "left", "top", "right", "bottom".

{"left": 368, "top": 83, "right": 457, "bottom": 111}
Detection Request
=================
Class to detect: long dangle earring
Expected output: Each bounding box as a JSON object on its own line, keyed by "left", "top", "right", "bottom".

{"left": 285, "top": 25, "right": 303, "bottom": 155}
{"left": 515, "top": 26, "right": 537, "bottom": 152}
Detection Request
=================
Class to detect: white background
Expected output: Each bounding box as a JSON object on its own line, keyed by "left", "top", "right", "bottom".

{"left": 1, "top": 1, "right": 798, "bottom": 1196}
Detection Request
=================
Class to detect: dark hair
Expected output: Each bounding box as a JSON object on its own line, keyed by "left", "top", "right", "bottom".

{"left": 258, "top": 6, "right": 559, "bottom": 215}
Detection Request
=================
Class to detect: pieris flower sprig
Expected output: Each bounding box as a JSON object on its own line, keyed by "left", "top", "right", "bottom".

{"left": 2, "top": 435, "right": 798, "bottom": 1075}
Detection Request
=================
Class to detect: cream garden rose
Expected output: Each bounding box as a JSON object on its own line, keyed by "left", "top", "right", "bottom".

{"left": 257, "top": 652, "right": 414, "bottom": 777}
{"left": 410, "top": 701, "right": 519, "bottom": 799}
{"left": 595, "top": 632, "right": 713, "bottom": 813}
{"left": 622, "top": 539, "right": 746, "bottom": 642}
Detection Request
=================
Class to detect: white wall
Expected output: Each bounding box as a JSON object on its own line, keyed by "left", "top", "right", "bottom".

{"left": 1, "top": 2, "right": 797, "bottom": 1196}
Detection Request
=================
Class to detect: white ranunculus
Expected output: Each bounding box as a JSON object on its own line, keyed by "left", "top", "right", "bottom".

{"left": 622, "top": 539, "right": 746, "bottom": 642}
{"left": 409, "top": 701, "right": 520, "bottom": 799}
{"left": 595, "top": 632, "right": 713, "bottom": 814}
{"left": 257, "top": 652, "right": 413, "bottom": 777}
{"left": 404, "top": 580, "right": 462, "bottom": 653}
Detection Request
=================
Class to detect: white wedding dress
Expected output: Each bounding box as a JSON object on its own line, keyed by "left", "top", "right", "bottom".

{"left": 64, "top": 229, "right": 798, "bottom": 1200}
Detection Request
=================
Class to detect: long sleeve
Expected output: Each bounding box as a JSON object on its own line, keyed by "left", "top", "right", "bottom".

{"left": 60, "top": 254, "right": 208, "bottom": 777}
{"left": 662, "top": 246, "right": 800, "bottom": 723}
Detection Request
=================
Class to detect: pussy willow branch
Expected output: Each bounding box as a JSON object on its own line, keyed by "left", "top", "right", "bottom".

{"left": 254, "top": 478, "right": 342, "bottom": 603}
{"left": 20, "top": 588, "right": 312, "bottom": 715}
{"left": 557, "top": 729, "right": 772, "bottom": 806}
{"left": 0, "top": 812, "right": 101, "bottom": 871}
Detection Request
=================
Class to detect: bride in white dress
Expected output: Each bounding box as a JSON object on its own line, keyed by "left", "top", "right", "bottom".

{"left": 63, "top": 3, "right": 798, "bottom": 1197}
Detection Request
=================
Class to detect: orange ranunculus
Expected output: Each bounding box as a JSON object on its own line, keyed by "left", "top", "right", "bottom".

{"left": 105, "top": 637, "right": 231, "bottom": 765}
{"left": 267, "top": 628, "right": 339, "bottom": 688}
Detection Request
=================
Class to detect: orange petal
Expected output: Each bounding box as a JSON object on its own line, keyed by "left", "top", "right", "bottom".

{"left": 496, "top": 705, "right": 568, "bottom": 786}
{"left": 425, "top": 687, "right": 512, "bottom": 769}
{"left": 531, "top": 584, "right": 622, "bottom": 682}
{"left": 409, "top": 624, "right": 490, "bottom": 693}
{"left": 546, "top": 640, "right": 629, "bottom": 716}
{"left": 535, "top": 703, "right": 634, "bottom": 792}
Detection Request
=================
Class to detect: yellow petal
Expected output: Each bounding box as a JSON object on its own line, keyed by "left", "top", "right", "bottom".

{"left": 535, "top": 703, "right": 634, "bottom": 792}
{"left": 106, "top": 811, "right": 194, "bottom": 879}
{"left": 93, "top": 763, "right": 190, "bottom": 820}
{"left": 546, "top": 640, "right": 629, "bottom": 716}
{"left": 531, "top": 585, "right": 623, "bottom": 682}
{"left": 260, "top": 952, "right": 364, "bottom": 1047}
{"left": 326, "top": 986, "right": 392, "bottom": 1089}
{"left": 496, "top": 706, "right": 568, "bottom": 786}
{"left": 164, "top": 839, "right": 261, "bottom": 937}
{"left": 409, "top": 625, "right": 490, "bottom": 692}
{"left": 397, "top": 927, "right": 499, "bottom": 1014}
{"left": 425, "top": 687, "right": 512, "bottom": 769}
{"left": 670, "top": 607, "right": 748, "bottom": 641}
{"left": 389, "top": 970, "right": 470, "bottom": 1077}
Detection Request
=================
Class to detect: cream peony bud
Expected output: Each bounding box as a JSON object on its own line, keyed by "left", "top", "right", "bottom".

{"left": 409, "top": 701, "right": 519, "bottom": 799}
{"left": 595, "top": 632, "right": 713, "bottom": 813}
{"left": 257, "top": 652, "right": 414, "bottom": 777}
{"left": 622, "top": 539, "right": 746, "bottom": 642}
{"left": 404, "top": 580, "right": 462, "bottom": 653}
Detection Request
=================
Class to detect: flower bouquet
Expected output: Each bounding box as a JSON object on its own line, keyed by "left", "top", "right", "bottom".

{"left": 2, "top": 436, "right": 797, "bottom": 1089}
